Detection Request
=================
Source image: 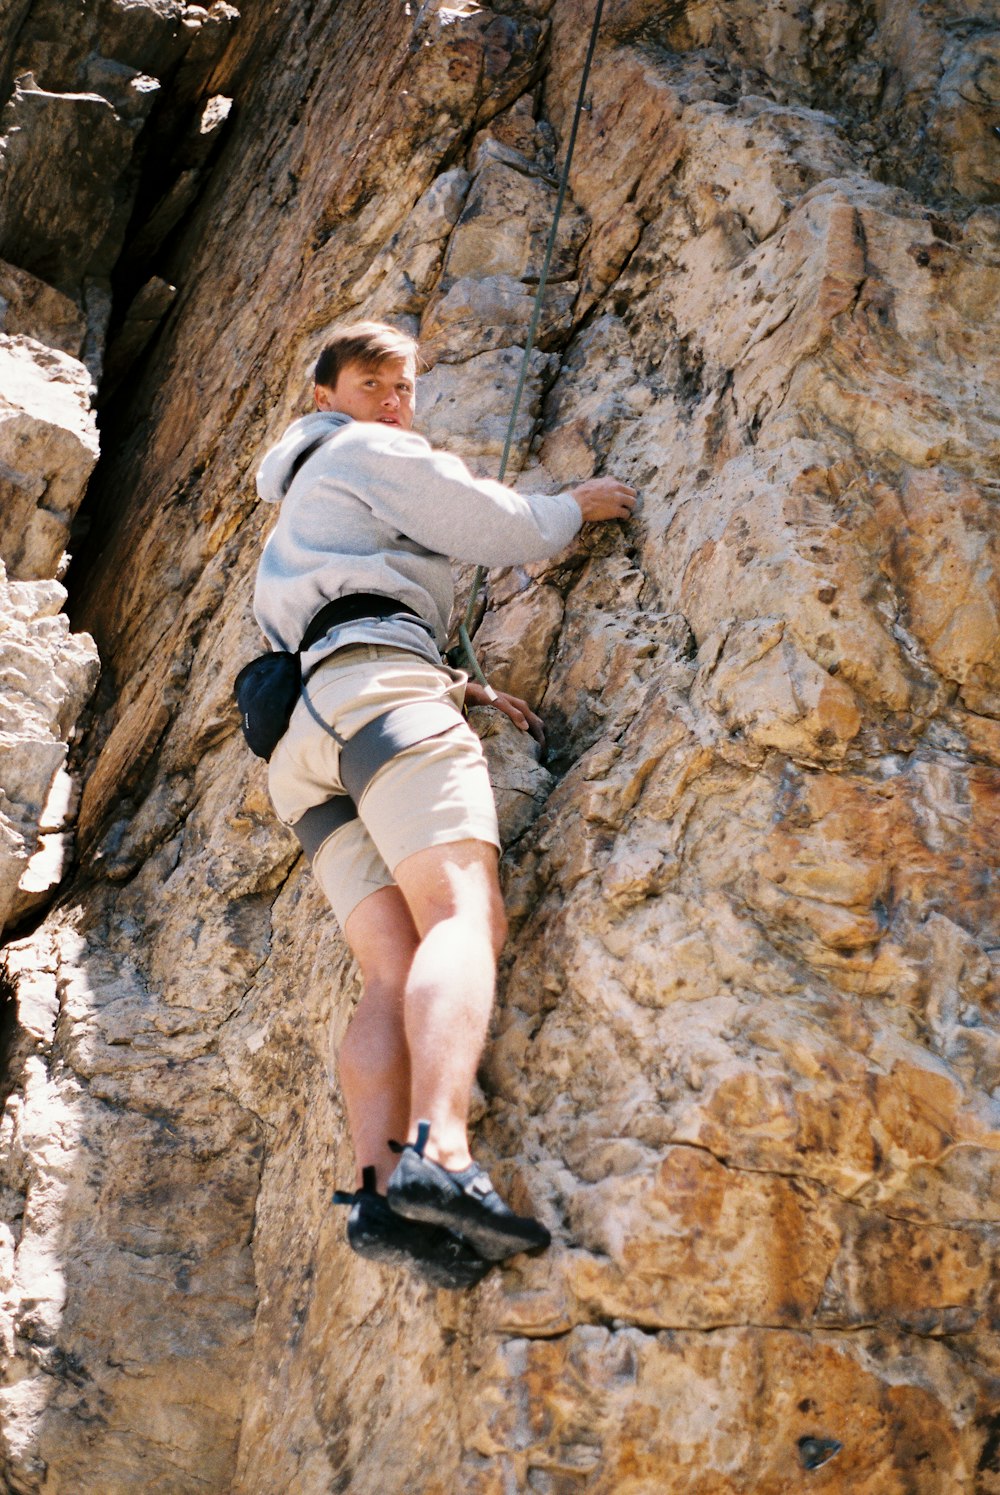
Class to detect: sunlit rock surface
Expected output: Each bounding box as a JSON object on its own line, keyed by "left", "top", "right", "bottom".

{"left": 0, "top": 565, "right": 98, "bottom": 933}
{"left": 1, "top": 0, "right": 999, "bottom": 1490}
{"left": 0, "top": 336, "right": 98, "bottom": 582}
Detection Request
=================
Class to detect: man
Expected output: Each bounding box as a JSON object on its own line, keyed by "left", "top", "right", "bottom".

{"left": 254, "top": 321, "right": 636, "bottom": 1288}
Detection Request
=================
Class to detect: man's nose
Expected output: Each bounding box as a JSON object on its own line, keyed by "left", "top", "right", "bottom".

{"left": 382, "top": 389, "right": 399, "bottom": 406}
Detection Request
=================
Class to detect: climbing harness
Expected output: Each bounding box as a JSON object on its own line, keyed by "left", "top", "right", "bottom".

{"left": 457, "top": 0, "right": 606, "bottom": 692}
{"left": 291, "top": 699, "right": 463, "bottom": 862}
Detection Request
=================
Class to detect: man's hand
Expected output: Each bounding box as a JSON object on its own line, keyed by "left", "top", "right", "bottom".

{"left": 465, "top": 683, "right": 545, "bottom": 747}
{"left": 570, "top": 475, "right": 637, "bottom": 522}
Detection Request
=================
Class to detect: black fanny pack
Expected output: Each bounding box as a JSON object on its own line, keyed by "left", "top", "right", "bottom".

{"left": 234, "top": 593, "right": 419, "bottom": 761}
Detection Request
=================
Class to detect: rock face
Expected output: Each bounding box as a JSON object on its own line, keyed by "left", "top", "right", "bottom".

{"left": 0, "top": 564, "right": 98, "bottom": 931}
{"left": 0, "top": 0, "right": 243, "bottom": 955}
{"left": 0, "top": 335, "right": 99, "bottom": 582}
{"left": 1, "top": 1, "right": 1000, "bottom": 1492}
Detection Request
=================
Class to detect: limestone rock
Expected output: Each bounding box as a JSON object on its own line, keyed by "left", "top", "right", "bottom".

{"left": 100, "top": 275, "right": 178, "bottom": 399}
{"left": 882, "top": 466, "right": 1000, "bottom": 716}
{"left": 0, "top": 335, "right": 99, "bottom": 581}
{"left": 472, "top": 578, "right": 565, "bottom": 704}
{"left": 421, "top": 151, "right": 586, "bottom": 366}
{"left": 416, "top": 345, "right": 554, "bottom": 470}
{"left": 125, "top": 94, "right": 234, "bottom": 268}
{"left": 458, "top": 1325, "right": 996, "bottom": 1492}
{"left": 474, "top": 710, "right": 554, "bottom": 846}
{"left": 0, "top": 919, "right": 259, "bottom": 1494}
{"left": 0, "top": 0, "right": 33, "bottom": 101}
{"left": 9, "top": 767, "right": 79, "bottom": 924}
{"left": 931, "top": 30, "right": 1000, "bottom": 201}
{"left": 0, "top": 562, "right": 99, "bottom": 934}
{"left": 4, "top": 0, "right": 240, "bottom": 158}
{"left": 1, "top": 1, "right": 999, "bottom": 1491}
{"left": 441, "top": 157, "right": 585, "bottom": 288}
{"left": 0, "top": 259, "right": 85, "bottom": 357}
{"left": 349, "top": 167, "right": 472, "bottom": 324}
{"left": 467, "top": 94, "right": 557, "bottom": 178}
{"left": 0, "top": 75, "right": 151, "bottom": 292}
{"left": 422, "top": 271, "right": 576, "bottom": 363}
{"left": 8, "top": 0, "right": 231, "bottom": 97}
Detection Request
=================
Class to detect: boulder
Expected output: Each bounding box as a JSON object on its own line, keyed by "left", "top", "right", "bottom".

{"left": 0, "top": 335, "right": 99, "bottom": 581}
{"left": 0, "top": 561, "right": 99, "bottom": 933}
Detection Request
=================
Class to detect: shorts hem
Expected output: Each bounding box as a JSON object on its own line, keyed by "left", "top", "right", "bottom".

{"left": 386, "top": 821, "right": 501, "bottom": 876}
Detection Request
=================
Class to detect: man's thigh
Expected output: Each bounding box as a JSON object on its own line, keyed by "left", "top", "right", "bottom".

{"left": 357, "top": 728, "right": 500, "bottom": 881}
{"left": 300, "top": 727, "right": 501, "bottom": 933}
{"left": 312, "top": 818, "right": 396, "bottom": 931}
{"left": 392, "top": 838, "right": 504, "bottom": 946}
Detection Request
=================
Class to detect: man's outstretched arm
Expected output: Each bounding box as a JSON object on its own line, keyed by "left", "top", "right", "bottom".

{"left": 335, "top": 423, "right": 636, "bottom": 567}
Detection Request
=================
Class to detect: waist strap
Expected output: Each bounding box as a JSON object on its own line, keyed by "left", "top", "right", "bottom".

{"left": 300, "top": 593, "right": 421, "bottom": 653}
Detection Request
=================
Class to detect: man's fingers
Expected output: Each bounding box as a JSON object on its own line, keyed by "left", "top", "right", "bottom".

{"left": 495, "top": 693, "right": 546, "bottom": 745}
{"left": 570, "top": 474, "right": 640, "bottom": 523}
{"left": 601, "top": 479, "right": 637, "bottom": 500}
{"left": 517, "top": 710, "right": 546, "bottom": 746}
{"left": 518, "top": 702, "right": 546, "bottom": 745}
{"left": 494, "top": 696, "right": 529, "bottom": 731}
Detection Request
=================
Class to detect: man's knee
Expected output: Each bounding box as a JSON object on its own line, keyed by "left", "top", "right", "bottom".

{"left": 431, "top": 866, "right": 507, "bottom": 957}
{"left": 394, "top": 838, "right": 506, "bottom": 950}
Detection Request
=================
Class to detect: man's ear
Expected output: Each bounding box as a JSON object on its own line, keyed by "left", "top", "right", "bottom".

{"left": 315, "top": 383, "right": 334, "bottom": 410}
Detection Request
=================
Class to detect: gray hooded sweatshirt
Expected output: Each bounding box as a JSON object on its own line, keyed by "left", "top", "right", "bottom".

{"left": 253, "top": 411, "right": 582, "bottom": 671}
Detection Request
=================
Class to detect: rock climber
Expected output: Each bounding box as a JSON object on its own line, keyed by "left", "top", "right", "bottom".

{"left": 252, "top": 320, "right": 636, "bottom": 1288}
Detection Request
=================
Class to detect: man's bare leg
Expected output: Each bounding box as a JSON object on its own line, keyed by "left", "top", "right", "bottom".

{"left": 341, "top": 886, "right": 420, "bottom": 1190}
{"left": 391, "top": 839, "right": 507, "bottom": 1171}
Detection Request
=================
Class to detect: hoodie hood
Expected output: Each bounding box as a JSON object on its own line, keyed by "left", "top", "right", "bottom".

{"left": 256, "top": 411, "right": 352, "bottom": 503}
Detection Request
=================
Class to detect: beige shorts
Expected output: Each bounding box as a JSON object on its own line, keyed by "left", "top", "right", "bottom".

{"left": 268, "top": 644, "right": 500, "bottom": 929}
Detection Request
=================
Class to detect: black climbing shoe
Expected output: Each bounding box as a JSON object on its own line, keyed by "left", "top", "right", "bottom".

{"left": 333, "top": 1167, "right": 492, "bottom": 1291}
{"left": 386, "top": 1122, "right": 551, "bottom": 1262}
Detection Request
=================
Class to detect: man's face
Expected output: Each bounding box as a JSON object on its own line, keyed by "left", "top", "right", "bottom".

{"left": 314, "top": 354, "right": 416, "bottom": 430}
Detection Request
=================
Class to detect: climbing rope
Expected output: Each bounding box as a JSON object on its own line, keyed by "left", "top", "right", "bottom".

{"left": 458, "top": 0, "right": 606, "bottom": 692}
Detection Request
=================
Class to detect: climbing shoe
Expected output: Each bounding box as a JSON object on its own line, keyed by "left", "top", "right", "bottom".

{"left": 386, "top": 1122, "right": 551, "bottom": 1262}
{"left": 333, "top": 1167, "right": 492, "bottom": 1291}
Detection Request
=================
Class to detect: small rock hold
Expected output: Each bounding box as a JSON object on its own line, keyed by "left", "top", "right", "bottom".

{"left": 817, "top": 583, "right": 837, "bottom": 603}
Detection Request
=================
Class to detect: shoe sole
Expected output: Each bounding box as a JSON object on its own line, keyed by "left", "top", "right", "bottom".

{"left": 413, "top": 1242, "right": 493, "bottom": 1291}
{"left": 347, "top": 1203, "right": 492, "bottom": 1289}
{"left": 387, "top": 1157, "right": 551, "bottom": 1262}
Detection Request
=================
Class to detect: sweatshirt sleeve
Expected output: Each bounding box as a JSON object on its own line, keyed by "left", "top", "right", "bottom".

{"left": 342, "top": 425, "right": 583, "bottom": 564}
